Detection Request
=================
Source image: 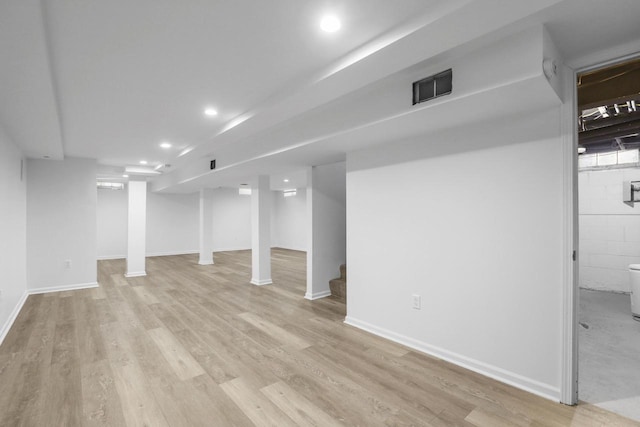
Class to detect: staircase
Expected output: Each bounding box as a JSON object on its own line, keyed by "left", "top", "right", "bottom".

{"left": 329, "top": 264, "right": 346, "bottom": 303}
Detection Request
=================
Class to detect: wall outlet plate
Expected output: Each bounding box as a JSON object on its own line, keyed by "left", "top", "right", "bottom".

{"left": 412, "top": 294, "right": 421, "bottom": 310}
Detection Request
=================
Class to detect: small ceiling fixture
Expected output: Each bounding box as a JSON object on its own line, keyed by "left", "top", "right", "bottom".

{"left": 139, "top": 160, "right": 148, "bottom": 165}
{"left": 320, "top": 15, "right": 341, "bottom": 33}
{"left": 204, "top": 107, "right": 218, "bottom": 117}
{"left": 577, "top": 146, "right": 586, "bottom": 154}
{"left": 283, "top": 179, "right": 289, "bottom": 183}
{"left": 122, "top": 174, "right": 129, "bottom": 178}
{"left": 160, "top": 142, "right": 172, "bottom": 149}
{"left": 239, "top": 184, "right": 251, "bottom": 196}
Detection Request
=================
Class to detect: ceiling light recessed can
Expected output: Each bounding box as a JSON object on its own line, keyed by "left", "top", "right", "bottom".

{"left": 284, "top": 179, "right": 289, "bottom": 183}
{"left": 122, "top": 174, "right": 129, "bottom": 178}
{"left": 160, "top": 142, "right": 172, "bottom": 149}
{"left": 320, "top": 15, "right": 341, "bottom": 33}
{"left": 139, "top": 160, "right": 148, "bottom": 165}
{"left": 204, "top": 107, "right": 218, "bottom": 117}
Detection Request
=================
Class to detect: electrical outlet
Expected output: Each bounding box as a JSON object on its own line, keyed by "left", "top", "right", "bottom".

{"left": 65, "top": 259, "right": 72, "bottom": 269}
{"left": 412, "top": 294, "right": 421, "bottom": 310}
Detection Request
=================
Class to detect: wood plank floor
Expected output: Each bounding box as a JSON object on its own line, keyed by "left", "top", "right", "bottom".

{"left": 1, "top": 248, "right": 638, "bottom": 426}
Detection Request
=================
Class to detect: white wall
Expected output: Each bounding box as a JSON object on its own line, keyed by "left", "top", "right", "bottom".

{"left": 579, "top": 168, "right": 640, "bottom": 293}
{"left": 346, "top": 109, "right": 564, "bottom": 401}
{"left": 306, "top": 163, "right": 346, "bottom": 299}
{"left": 96, "top": 186, "right": 306, "bottom": 257}
{"left": 212, "top": 188, "right": 252, "bottom": 252}
{"left": 27, "top": 157, "right": 97, "bottom": 291}
{"left": 97, "top": 188, "right": 128, "bottom": 259}
{"left": 147, "top": 191, "right": 199, "bottom": 256}
{"left": 273, "top": 188, "right": 307, "bottom": 251}
{"left": 0, "top": 129, "right": 27, "bottom": 343}
{"left": 97, "top": 188, "right": 200, "bottom": 259}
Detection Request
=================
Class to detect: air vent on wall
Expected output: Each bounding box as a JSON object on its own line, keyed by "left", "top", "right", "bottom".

{"left": 412, "top": 69, "right": 452, "bottom": 105}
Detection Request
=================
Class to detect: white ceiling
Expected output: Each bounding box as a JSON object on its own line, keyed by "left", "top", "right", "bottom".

{"left": 38, "top": 0, "right": 430, "bottom": 165}
{"left": 2, "top": 0, "right": 640, "bottom": 193}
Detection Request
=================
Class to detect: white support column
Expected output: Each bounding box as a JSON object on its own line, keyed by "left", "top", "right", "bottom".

{"left": 199, "top": 188, "right": 214, "bottom": 265}
{"left": 126, "top": 180, "right": 147, "bottom": 277}
{"left": 251, "top": 175, "right": 272, "bottom": 285}
{"left": 306, "top": 167, "right": 316, "bottom": 299}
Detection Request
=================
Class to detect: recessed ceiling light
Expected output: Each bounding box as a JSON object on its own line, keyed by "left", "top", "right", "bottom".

{"left": 122, "top": 174, "right": 129, "bottom": 178}
{"left": 160, "top": 142, "right": 172, "bottom": 149}
{"left": 204, "top": 107, "right": 218, "bottom": 117}
{"left": 320, "top": 15, "right": 341, "bottom": 33}
{"left": 284, "top": 179, "right": 289, "bottom": 183}
{"left": 139, "top": 160, "right": 148, "bottom": 165}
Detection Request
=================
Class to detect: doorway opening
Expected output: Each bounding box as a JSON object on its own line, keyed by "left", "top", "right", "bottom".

{"left": 576, "top": 56, "right": 640, "bottom": 421}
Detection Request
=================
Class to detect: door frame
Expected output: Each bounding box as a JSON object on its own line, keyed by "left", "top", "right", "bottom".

{"left": 561, "top": 50, "right": 640, "bottom": 405}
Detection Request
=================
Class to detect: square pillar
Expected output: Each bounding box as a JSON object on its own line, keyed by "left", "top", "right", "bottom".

{"left": 126, "top": 180, "right": 147, "bottom": 277}
{"left": 199, "top": 188, "right": 214, "bottom": 265}
{"left": 251, "top": 175, "right": 272, "bottom": 285}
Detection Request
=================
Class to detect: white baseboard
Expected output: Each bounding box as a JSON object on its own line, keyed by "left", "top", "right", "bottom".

{"left": 198, "top": 260, "right": 214, "bottom": 266}
{"left": 97, "top": 254, "right": 126, "bottom": 260}
{"left": 250, "top": 278, "right": 273, "bottom": 286}
{"left": 272, "top": 246, "right": 307, "bottom": 253}
{"left": 29, "top": 281, "right": 99, "bottom": 295}
{"left": 305, "top": 290, "right": 332, "bottom": 300}
{"left": 344, "top": 316, "right": 561, "bottom": 403}
{"left": 213, "top": 247, "right": 251, "bottom": 253}
{"left": 147, "top": 250, "right": 198, "bottom": 257}
{"left": 97, "top": 250, "right": 199, "bottom": 260}
{"left": 124, "top": 271, "right": 146, "bottom": 278}
{"left": 0, "top": 291, "right": 29, "bottom": 346}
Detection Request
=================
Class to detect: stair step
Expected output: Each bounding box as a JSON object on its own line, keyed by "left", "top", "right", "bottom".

{"left": 329, "top": 278, "right": 346, "bottom": 303}
{"left": 339, "top": 264, "right": 346, "bottom": 280}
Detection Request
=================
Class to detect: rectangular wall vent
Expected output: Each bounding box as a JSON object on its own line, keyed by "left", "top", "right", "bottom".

{"left": 412, "top": 69, "right": 452, "bottom": 105}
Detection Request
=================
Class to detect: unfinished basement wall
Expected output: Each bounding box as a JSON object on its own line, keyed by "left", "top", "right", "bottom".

{"left": 579, "top": 168, "right": 640, "bottom": 293}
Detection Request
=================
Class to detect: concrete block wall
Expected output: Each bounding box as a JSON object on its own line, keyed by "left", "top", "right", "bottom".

{"left": 579, "top": 167, "right": 640, "bottom": 292}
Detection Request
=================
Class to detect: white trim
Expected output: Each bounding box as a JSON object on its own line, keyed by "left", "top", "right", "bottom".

{"left": 198, "top": 260, "right": 214, "bottom": 266}
{"left": 272, "top": 245, "right": 307, "bottom": 252}
{"left": 250, "top": 278, "right": 273, "bottom": 286}
{"left": 28, "top": 281, "right": 99, "bottom": 295}
{"left": 568, "top": 41, "right": 640, "bottom": 71}
{"left": 97, "top": 254, "right": 126, "bottom": 260}
{"left": 344, "top": 316, "right": 561, "bottom": 402}
{"left": 0, "top": 291, "right": 29, "bottom": 346}
{"left": 146, "top": 250, "right": 198, "bottom": 257}
{"left": 98, "top": 250, "right": 202, "bottom": 260}
{"left": 124, "top": 271, "right": 146, "bottom": 278}
{"left": 560, "top": 63, "right": 578, "bottom": 405}
{"left": 212, "top": 247, "right": 252, "bottom": 253}
{"left": 304, "top": 290, "right": 332, "bottom": 300}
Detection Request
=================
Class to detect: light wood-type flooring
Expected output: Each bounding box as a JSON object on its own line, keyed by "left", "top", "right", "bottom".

{"left": 1, "top": 248, "right": 638, "bottom": 426}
